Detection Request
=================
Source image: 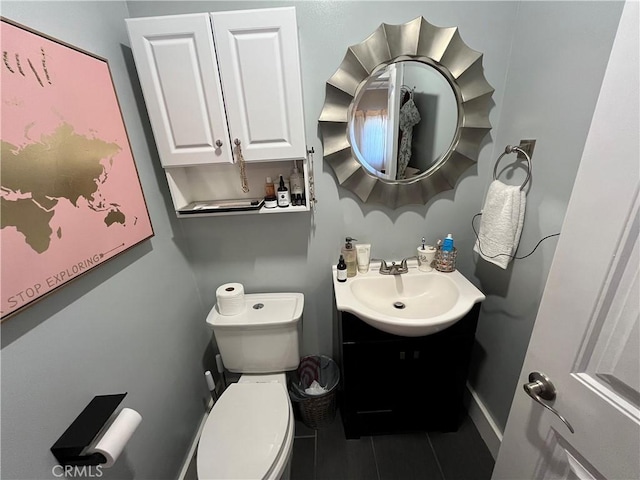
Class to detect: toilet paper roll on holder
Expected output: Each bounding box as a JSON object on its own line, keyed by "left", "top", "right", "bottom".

{"left": 51, "top": 393, "right": 130, "bottom": 466}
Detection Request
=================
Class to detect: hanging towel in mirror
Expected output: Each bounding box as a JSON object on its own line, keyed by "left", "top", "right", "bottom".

{"left": 473, "top": 180, "right": 526, "bottom": 269}
{"left": 396, "top": 99, "right": 421, "bottom": 179}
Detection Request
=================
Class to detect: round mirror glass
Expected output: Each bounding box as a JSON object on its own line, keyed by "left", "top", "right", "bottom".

{"left": 348, "top": 61, "right": 459, "bottom": 182}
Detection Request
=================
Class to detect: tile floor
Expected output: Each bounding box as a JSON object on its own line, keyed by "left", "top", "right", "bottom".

{"left": 290, "top": 411, "right": 495, "bottom": 480}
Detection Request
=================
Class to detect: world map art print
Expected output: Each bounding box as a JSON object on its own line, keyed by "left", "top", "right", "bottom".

{"left": 1, "top": 18, "right": 154, "bottom": 320}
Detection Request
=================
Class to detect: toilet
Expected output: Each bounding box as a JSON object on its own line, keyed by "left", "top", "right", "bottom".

{"left": 197, "top": 292, "right": 304, "bottom": 480}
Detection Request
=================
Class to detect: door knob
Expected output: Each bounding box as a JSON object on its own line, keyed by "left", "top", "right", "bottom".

{"left": 523, "top": 371, "right": 575, "bottom": 434}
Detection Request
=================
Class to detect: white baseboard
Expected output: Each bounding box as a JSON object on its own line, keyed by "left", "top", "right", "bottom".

{"left": 177, "top": 398, "right": 214, "bottom": 480}
{"left": 466, "top": 383, "right": 503, "bottom": 460}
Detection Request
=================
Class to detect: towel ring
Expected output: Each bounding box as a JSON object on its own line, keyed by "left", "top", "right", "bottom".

{"left": 493, "top": 145, "right": 532, "bottom": 191}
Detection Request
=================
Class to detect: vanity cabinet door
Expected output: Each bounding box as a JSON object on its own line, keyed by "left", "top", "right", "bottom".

{"left": 211, "top": 8, "right": 306, "bottom": 162}
{"left": 126, "top": 14, "right": 232, "bottom": 168}
{"left": 342, "top": 341, "right": 404, "bottom": 438}
{"left": 339, "top": 305, "right": 481, "bottom": 438}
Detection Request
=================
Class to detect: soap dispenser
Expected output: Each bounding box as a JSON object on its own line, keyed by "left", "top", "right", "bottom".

{"left": 342, "top": 237, "right": 357, "bottom": 277}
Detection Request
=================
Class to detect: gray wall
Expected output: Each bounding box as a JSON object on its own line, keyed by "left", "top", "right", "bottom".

{"left": 127, "top": 0, "right": 623, "bottom": 430}
{"left": 1, "top": 2, "right": 213, "bottom": 479}
{"left": 0, "top": 1, "right": 624, "bottom": 479}
{"left": 127, "top": 0, "right": 519, "bottom": 367}
{"left": 467, "top": 1, "right": 625, "bottom": 428}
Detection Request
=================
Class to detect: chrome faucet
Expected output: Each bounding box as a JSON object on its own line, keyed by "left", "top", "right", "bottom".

{"left": 374, "top": 256, "right": 418, "bottom": 275}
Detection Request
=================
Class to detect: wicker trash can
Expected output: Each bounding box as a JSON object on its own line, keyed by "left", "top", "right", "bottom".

{"left": 289, "top": 355, "right": 340, "bottom": 429}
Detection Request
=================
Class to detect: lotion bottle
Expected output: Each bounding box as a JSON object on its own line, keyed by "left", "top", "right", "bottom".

{"left": 341, "top": 237, "right": 357, "bottom": 277}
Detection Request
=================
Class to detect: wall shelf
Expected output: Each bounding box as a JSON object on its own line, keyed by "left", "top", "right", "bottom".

{"left": 177, "top": 203, "right": 310, "bottom": 218}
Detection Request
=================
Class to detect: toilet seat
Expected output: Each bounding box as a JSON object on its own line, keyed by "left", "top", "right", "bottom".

{"left": 197, "top": 381, "right": 291, "bottom": 479}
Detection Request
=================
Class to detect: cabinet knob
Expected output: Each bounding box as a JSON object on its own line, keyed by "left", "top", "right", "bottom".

{"left": 234, "top": 138, "right": 241, "bottom": 146}
{"left": 215, "top": 139, "right": 223, "bottom": 148}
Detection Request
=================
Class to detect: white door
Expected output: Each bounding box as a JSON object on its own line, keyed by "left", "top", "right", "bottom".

{"left": 126, "top": 14, "right": 233, "bottom": 167}
{"left": 211, "top": 7, "right": 307, "bottom": 162}
{"left": 493, "top": 3, "right": 639, "bottom": 479}
{"left": 384, "top": 63, "right": 401, "bottom": 181}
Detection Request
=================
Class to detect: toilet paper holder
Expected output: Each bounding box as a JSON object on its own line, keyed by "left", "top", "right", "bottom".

{"left": 51, "top": 393, "right": 127, "bottom": 466}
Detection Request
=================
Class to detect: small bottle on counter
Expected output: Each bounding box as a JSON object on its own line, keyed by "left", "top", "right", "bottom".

{"left": 337, "top": 255, "right": 347, "bottom": 282}
{"left": 277, "top": 175, "right": 291, "bottom": 208}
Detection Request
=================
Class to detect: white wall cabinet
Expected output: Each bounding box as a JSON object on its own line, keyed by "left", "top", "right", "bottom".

{"left": 211, "top": 8, "right": 307, "bottom": 163}
{"left": 126, "top": 7, "right": 310, "bottom": 215}
{"left": 126, "top": 13, "right": 232, "bottom": 168}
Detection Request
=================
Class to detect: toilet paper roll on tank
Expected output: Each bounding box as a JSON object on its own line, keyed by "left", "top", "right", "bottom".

{"left": 216, "top": 283, "right": 246, "bottom": 316}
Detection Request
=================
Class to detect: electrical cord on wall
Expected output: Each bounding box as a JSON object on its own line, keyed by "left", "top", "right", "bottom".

{"left": 472, "top": 213, "right": 561, "bottom": 260}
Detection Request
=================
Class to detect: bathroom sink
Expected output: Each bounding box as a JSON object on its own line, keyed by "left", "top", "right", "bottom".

{"left": 332, "top": 260, "right": 485, "bottom": 336}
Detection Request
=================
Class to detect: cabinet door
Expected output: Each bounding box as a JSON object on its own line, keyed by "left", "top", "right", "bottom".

{"left": 126, "top": 14, "right": 232, "bottom": 167}
{"left": 211, "top": 7, "right": 306, "bottom": 162}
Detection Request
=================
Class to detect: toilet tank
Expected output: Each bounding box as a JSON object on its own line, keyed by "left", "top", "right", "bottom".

{"left": 206, "top": 293, "right": 303, "bottom": 373}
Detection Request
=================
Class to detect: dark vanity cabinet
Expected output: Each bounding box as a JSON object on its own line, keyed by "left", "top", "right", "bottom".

{"left": 338, "top": 304, "right": 480, "bottom": 439}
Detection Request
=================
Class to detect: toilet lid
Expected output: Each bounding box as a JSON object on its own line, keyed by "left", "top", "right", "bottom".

{"left": 197, "top": 382, "right": 290, "bottom": 479}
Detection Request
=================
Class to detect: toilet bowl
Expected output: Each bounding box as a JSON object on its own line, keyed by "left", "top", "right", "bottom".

{"left": 196, "top": 374, "right": 294, "bottom": 480}
{"left": 197, "top": 292, "right": 303, "bottom": 480}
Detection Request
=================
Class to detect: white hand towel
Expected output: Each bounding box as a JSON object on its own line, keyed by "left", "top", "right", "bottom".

{"left": 473, "top": 180, "right": 526, "bottom": 269}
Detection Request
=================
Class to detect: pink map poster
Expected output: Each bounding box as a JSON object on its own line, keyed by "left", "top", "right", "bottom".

{"left": 1, "top": 19, "right": 154, "bottom": 320}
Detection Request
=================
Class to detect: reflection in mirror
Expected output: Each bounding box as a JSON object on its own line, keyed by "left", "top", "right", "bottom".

{"left": 350, "top": 61, "right": 459, "bottom": 181}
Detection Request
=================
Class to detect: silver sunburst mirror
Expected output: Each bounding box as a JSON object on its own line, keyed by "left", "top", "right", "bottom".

{"left": 319, "top": 16, "right": 494, "bottom": 208}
